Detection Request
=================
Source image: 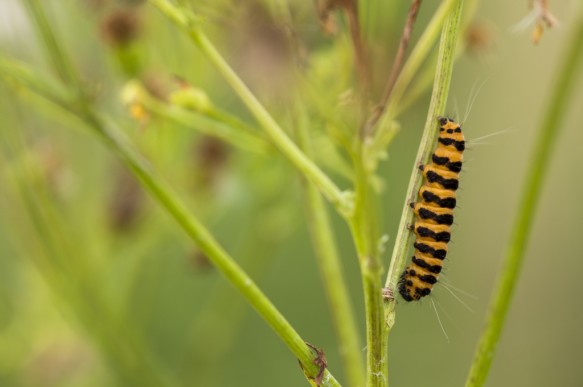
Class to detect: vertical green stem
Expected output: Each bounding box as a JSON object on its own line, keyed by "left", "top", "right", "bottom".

{"left": 350, "top": 155, "right": 384, "bottom": 387}
{"left": 465, "top": 8, "right": 583, "bottom": 386}
{"left": 295, "top": 101, "right": 366, "bottom": 387}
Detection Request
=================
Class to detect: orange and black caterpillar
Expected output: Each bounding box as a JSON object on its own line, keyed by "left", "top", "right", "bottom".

{"left": 398, "top": 117, "right": 465, "bottom": 302}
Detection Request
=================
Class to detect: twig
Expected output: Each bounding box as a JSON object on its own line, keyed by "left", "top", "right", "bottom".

{"left": 124, "top": 82, "right": 271, "bottom": 154}
{"left": 465, "top": 5, "right": 583, "bottom": 386}
{"left": 21, "top": 0, "right": 83, "bottom": 96}
{"left": 364, "top": 0, "right": 423, "bottom": 136}
{"left": 343, "top": 0, "right": 372, "bottom": 102}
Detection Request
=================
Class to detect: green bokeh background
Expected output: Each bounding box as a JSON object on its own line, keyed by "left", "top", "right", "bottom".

{"left": 1, "top": 1, "right": 582, "bottom": 386}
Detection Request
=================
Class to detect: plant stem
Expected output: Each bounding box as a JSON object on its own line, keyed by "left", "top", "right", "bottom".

{"left": 0, "top": 55, "right": 72, "bottom": 108}
{"left": 294, "top": 100, "right": 366, "bottom": 387}
{"left": 465, "top": 8, "right": 583, "bottom": 386}
{"left": 149, "top": 0, "right": 352, "bottom": 217}
{"left": 22, "top": 0, "right": 87, "bottom": 102}
{"left": 349, "top": 154, "right": 385, "bottom": 387}
{"left": 138, "top": 87, "right": 271, "bottom": 154}
{"left": 343, "top": 0, "right": 371, "bottom": 106}
{"left": 86, "top": 111, "right": 343, "bottom": 387}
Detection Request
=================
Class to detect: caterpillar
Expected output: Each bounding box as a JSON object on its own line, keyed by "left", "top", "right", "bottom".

{"left": 398, "top": 117, "right": 465, "bottom": 302}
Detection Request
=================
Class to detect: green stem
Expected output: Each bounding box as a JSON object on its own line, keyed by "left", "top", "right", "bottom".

{"left": 465, "top": 8, "right": 583, "bottom": 387}
{"left": 295, "top": 100, "right": 366, "bottom": 387}
{"left": 382, "top": 0, "right": 464, "bottom": 364}
{"left": 205, "top": 106, "right": 261, "bottom": 137}
{"left": 0, "top": 55, "right": 72, "bottom": 108}
{"left": 350, "top": 156, "right": 384, "bottom": 387}
{"left": 149, "top": 0, "right": 352, "bottom": 217}
{"left": 140, "top": 90, "right": 271, "bottom": 154}
{"left": 22, "top": 0, "right": 85, "bottom": 99}
{"left": 83, "top": 112, "right": 342, "bottom": 387}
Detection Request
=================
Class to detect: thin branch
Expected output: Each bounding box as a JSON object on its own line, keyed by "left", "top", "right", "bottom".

{"left": 343, "top": 0, "right": 372, "bottom": 102}
{"left": 124, "top": 81, "right": 271, "bottom": 154}
{"left": 22, "top": 0, "right": 82, "bottom": 94}
{"left": 364, "top": 0, "right": 423, "bottom": 135}
{"left": 465, "top": 5, "right": 583, "bottom": 385}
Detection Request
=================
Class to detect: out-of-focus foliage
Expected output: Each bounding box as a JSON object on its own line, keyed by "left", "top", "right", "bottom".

{"left": 0, "top": 0, "right": 582, "bottom": 386}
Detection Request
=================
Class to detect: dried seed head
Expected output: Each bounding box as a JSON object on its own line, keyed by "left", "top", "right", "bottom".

{"left": 108, "top": 166, "right": 144, "bottom": 232}
{"left": 193, "top": 136, "right": 230, "bottom": 189}
{"left": 101, "top": 9, "right": 141, "bottom": 47}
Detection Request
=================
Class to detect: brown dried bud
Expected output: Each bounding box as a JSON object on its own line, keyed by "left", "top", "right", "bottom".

{"left": 193, "top": 136, "right": 230, "bottom": 188}
{"left": 100, "top": 9, "right": 141, "bottom": 47}
{"left": 108, "top": 166, "right": 144, "bottom": 232}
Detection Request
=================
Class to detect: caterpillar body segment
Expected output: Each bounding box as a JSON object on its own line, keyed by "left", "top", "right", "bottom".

{"left": 419, "top": 186, "right": 457, "bottom": 209}
{"left": 411, "top": 202, "right": 454, "bottom": 225}
{"left": 421, "top": 165, "right": 460, "bottom": 190}
{"left": 399, "top": 117, "right": 465, "bottom": 302}
{"left": 411, "top": 222, "right": 451, "bottom": 243}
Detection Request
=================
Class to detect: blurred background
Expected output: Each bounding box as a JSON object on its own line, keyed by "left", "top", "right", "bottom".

{"left": 1, "top": 0, "right": 582, "bottom": 386}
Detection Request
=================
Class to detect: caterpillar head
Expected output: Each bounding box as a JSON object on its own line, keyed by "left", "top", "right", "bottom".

{"left": 438, "top": 116, "right": 451, "bottom": 126}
